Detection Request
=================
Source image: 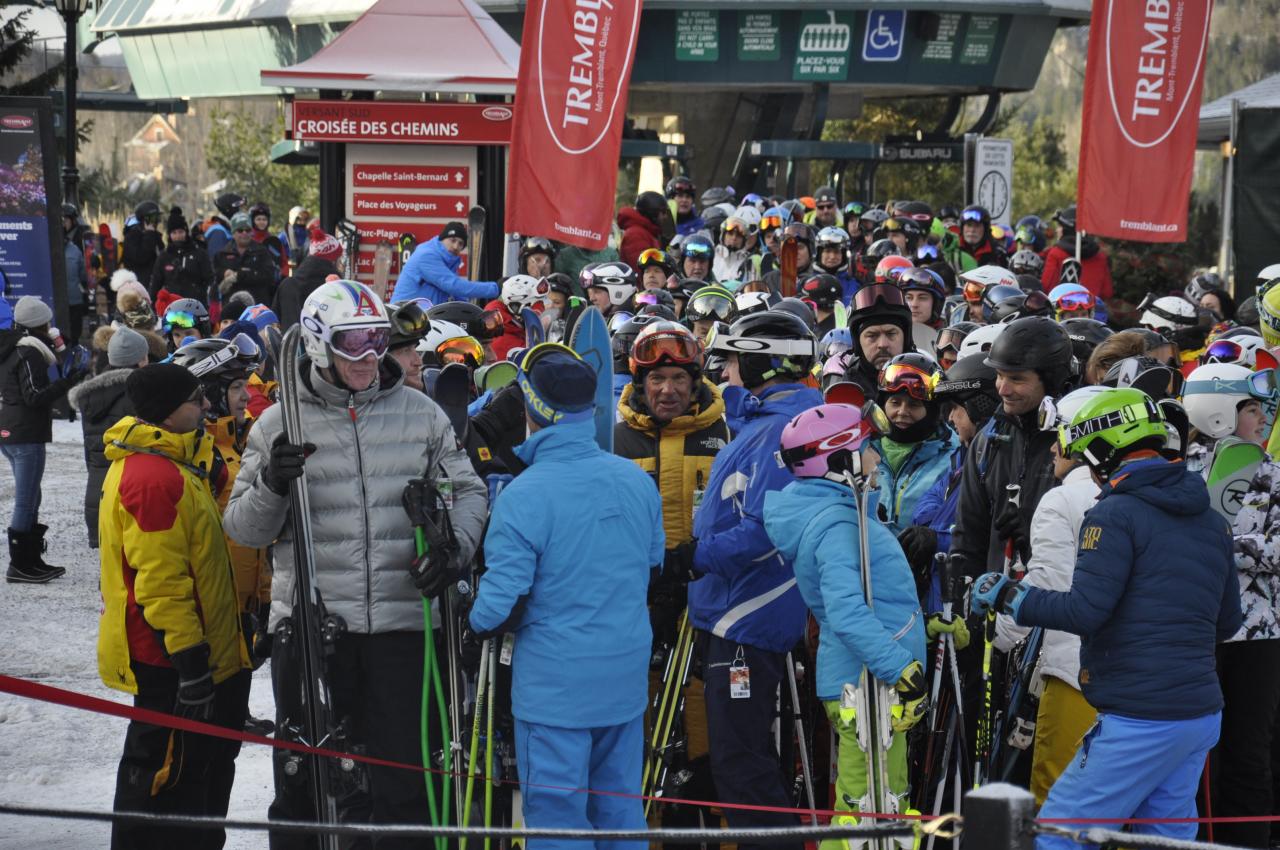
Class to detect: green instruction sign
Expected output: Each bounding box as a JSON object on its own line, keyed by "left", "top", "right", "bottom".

{"left": 793, "top": 10, "right": 855, "bottom": 81}
{"left": 676, "top": 10, "right": 719, "bottom": 62}
{"left": 737, "top": 12, "right": 780, "bottom": 61}
{"left": 921, "top": 13, "right": 961, "bottom": 63}
{"left": 960, "top": 15, "right": 999, "bottom": 65}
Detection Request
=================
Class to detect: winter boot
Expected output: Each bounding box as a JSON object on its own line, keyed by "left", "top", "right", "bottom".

{"left": 5, "top": 528, "right": 62, "bottom": 584}
{"left": 30, "top": 524, "right": 66, "bottom": 577}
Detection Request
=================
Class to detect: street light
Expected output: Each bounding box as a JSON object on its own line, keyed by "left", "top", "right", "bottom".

{"left": 54, "top": 0, "right": 91, "bottom": 208}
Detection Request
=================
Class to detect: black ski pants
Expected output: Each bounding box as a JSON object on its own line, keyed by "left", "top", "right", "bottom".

{"left": 111, "top": 663, "right": 251, "bottom": 850}
{"left": 269, "top": 629, "right": 445, "bottom": 850}
{"left": 1212, "top": 638, "right": 1280, "bottom": 847}
{"left": 699, "top": 632, "right": 803, "bottom": 850}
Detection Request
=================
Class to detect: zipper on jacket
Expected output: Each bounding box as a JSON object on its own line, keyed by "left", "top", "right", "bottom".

{"left": 349, "top": 394, "right": 374, "bottom": 633}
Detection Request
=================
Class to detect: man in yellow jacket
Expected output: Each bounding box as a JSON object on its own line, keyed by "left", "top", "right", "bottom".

{"left": 97, "top": 363, "right": 251, "bottom": 849}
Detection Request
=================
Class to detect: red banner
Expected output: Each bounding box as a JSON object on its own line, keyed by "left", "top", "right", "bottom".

{"left": 1077, "top": 0, "right": 1214, "bottom": 242}
{"left": 505, "top": 0, "right": 644, "bottom": 251}
{"left": 289, "top": 101, "right": 512, "bottom": 145}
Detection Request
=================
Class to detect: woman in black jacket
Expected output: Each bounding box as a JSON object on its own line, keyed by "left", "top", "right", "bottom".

{"left": 0, "top": 297, "right": 86, "bottom": 582}
{"left": 149, "top": 207, "right": 213, "bottom": 309}
{"left": 68, "top": 326, "right": 147, "bottom": 547}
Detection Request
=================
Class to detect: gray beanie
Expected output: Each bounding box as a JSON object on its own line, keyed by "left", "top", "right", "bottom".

{"left": 13, "top": 296, "right": 53, "bottom": 330}
{"left": 108, "top": 326, "right": 149, "bottom": 367}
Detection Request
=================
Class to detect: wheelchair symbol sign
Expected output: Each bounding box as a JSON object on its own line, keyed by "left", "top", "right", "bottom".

{"left": 862, "top": 10, "right": 905, "bottom": 62}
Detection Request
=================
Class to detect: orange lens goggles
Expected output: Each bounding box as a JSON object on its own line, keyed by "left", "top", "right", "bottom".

{"left": 879, "top": 363, "right": 940, "bottom": 400}
{"left": 631, "top": 331, "right": 704, "bottom": 369}
{"left": 437, "top": 336, "right": 484, "bottom": 366}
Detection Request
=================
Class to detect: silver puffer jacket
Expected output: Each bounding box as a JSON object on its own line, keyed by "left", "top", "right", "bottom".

{"left": 224, "top": 359, "right": 487, "bottom": 633}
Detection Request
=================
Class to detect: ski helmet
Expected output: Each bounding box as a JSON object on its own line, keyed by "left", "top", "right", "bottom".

{"left": 298, "top": 279, "right": 392, "bottom": 369}
{"left": 1259, "top": 277, "right": 1280, "bottom": 347}
{"left": 665, "top": 175, "right": 695, "bottom": 199}
{"left": 874, "top": 255, "right": 914, "bottom": 284}
{"left": 417, "top": 319, "right": 485, "bottom": 369}
{"left": 1048, "top": 282, "right": 1096, "bottom": 319}
{"left": 518, "top": 236, "right": 557, "bottom": 269}
{"left": 635, "top": 191, "right": 669, "bottom": 223}
{"left": 897, "top": 268, "right": 946, "bottom": 322}
{"left": 1184, "top": 271, "right": 1224, "bottom": 304}
{"left": 821, "top": 327, "right": 853, "bottom": 360}
{"left": 814, "top": 226, "right": 851, "bottom": 271}
{"left": 582, "top": 262, "right": 638, "bottom": 307}
{"left": 773, "top": 298, "right": 819, "bottom": 335}
{"left": 985, "top": 316, "right": 1074, "bottom": 394}
{"left": 1014, "top": 215, "right": 1050, "bottom": 252}
{"left": 936, "top": 353, "right": 1001, "bottom": 428}
{"left": 214, "top": 193, "right": 246, "bottom": 219}
{"left": 170, "top": 333, "right": 261, "bottom": 418}
{"left": 630, "top": 320, "right": 704, "bottom": 385}
{"left": 1009, "top": 249, "right": 1045, "bottom": 277}
{"left": 1101, "top": 356, "right": 1184, "bottom": 401}
{"left": 248, "top": 202, "right": 271, "bottom": 224}
{"left": 732, "top": 206, "right": 762, "bottom": 234}
{"left": 777, "top": 403, "right": 883, "bottom": 481}
{"left": 735, "top": 289, "right": 775, "bottom": 316}
{"left": 686, "top": 286, "right": 738, "bottom": 324}
{"left": 801, "top": 274, "right": 844, "bottom": 310}
{"left": 934, "top": 321, "right": 979, "bottom": 367}
{"left": 981, "top": 284, "right": 1025, "bottom": 323}
{"left": 1059, "top": 318, "right": 1114, "bottom": 364}
{"left": 163, "top": 298, "right": 211, "bottom": 338}
{"left": 956, "top": 322, "right": 1005, "bottom": 360}
{"left": 134, "top": 200, "right": 161, "bottom": 224}
{"left": 1138, "top": 294, "right": 1198, "bottom": 333}
{"left": 1058, "top": 387, "right": 1167, "bottom": 476}
{"left": 877, "top": 352, "right": 944, "bottom": 443}
{"left": 707, "top": 310, "right": 817, "bottom": 389}
{"left": 386, "top": 300, "right": 432, "bottom": 349}
{"left": 1182, "top": 363, "right": 1277, "bottom": 439}
{"left": 428, "top": 301, "right": 500, "bottom": 342}
{"left": 610, "top": 314, "right": 664, "bottom": 374}
{"left": 501, "top": 274, "right": 551, "bottom": 317}
{"left": 1200, "top": 331, "right": 1278, "bottom": 371}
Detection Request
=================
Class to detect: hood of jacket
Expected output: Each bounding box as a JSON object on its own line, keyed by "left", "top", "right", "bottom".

{"left": 103, "top": 415, "right": 217, "bottom": 476}
{"left": 293, "top": 254, "right": 341, "bottom": 286}
{"left": 617, "top": 207, "right": 661, "bottom": 236}
{"left": 765, "top": 476, "right": 853, "bottom": 565}
{"left": 426, "top": 236, "right": 462, "bottom": 272}
{"left": 69, "top": 366, "right": 131, "bottom": 413}
{"left": 514, "top": 418, "right": 598, "bottom": 465}
{"left": 722, "top": 382, "right": 823, "bottom": 427}
{"left": 618, "top": 378, "right": 725, "bottom": 436}
{"left": 0, "top": 328, "right": 24, "bottom": 362}
{"left": 1104, "top": 456, "right": 1208, "bottom": 516}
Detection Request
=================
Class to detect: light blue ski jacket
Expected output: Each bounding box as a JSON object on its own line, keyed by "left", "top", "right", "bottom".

{"left": 392, "top": 236, "right": 498, "bottom": 305}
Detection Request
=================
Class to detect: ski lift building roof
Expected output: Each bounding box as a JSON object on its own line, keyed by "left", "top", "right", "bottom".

{"left": 1199, "top": 72, "right": 1280, "bottom": 147}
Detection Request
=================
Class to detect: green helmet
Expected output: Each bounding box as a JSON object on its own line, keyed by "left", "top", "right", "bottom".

{"left": 1058, "top": 387, "right": 1167, "bottom": 476}
{"left": 1259, "top": 276, "right": 1280, "bottom": 347}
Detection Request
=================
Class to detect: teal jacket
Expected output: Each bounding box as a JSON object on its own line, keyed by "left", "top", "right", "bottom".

{"left": 874, "top": 430, "right": 958, "bottom": 537}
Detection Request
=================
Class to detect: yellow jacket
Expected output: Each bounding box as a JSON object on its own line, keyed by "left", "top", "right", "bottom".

{"left": 207, "top": 413, "right": 271, "bottom": 614}
{"left": 97, "top": 417, "right": 250, "bottom": 694}
{"left": 614, "top": 379, "right": 729, "bottom": 545}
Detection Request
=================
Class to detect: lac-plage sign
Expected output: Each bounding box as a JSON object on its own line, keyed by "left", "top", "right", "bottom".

{"left": 1077, "top": 0, "right": 1213, "bottom": 242}
{"left": 506, "top": 0, "right": 644, "bottom": 250}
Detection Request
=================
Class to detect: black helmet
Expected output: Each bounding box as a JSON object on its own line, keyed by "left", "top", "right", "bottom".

{"left": 665, "top": 175, "right": 695, "bottom": 198}
{"left": 214, "top": 193, "right": 246, "bottom": 219}
{"left": 801, "top": 273, "right": 843, "bottom": 310}
{"left": 635, "top": 191, "right": 668, "bottom": 222}
{"left": 707, "top": 310, "right": 817, "bottom": 389}
{"left": 981, "top": 283, "right": 1024, "bottom": 322}
{"left": 992, "top": 290, "right": 1052, "bottom": 323}
{"left": 248, "top": 202, "right": 271, "bottom": 222}
{"left": 984, "top": 315, "right": 1074, "bottom": 394}
{"left": 937, "top": 205, "right": 960, "bottom": 223}
{"left": 60, "top": 203, "right": 79, "bottom": 220}
{"left": 387, "top": 300, "right": 431, "bottom": 348}
{"left": 896, "top": 200, "right": 934, "bottom": 226}
{"left": 935, "top": 353, "right": 1000, "bottom": 428}
{"left": 134, "top": 200, "right": 161, "bottom": 222}
{"left": 1053, "top": 205, "right": 1077, "bottom": 231}
{"left": 634, "top": 287, "right": 676, "bottom": 311}
{"left": 960, "top": 205, "right": 991, "bottom": 227}
{"left": 544, "top": 272, "right": 577, "bottom": 299}
{"left": 428, "top": 301, "right": 497, "bottom": 341}
{"left": 772, "top": 298, "right": 818, "bottom": 334}
{"left": 1101, "top": 355, "right": 1183, "bottom": 401}
{"left": 518, "top": 236, "right": 556, "bottom": 265}
{"left": 861, "top": 238, "right": 899, "bottom": 263}
{"left": 611, "top": 314, "right": 665, "bottom": 374}
{"left": 1059, "top": 317, "right": 1114, "bottom": 363}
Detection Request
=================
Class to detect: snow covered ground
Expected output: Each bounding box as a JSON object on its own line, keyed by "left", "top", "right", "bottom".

{"left": 0, "top": 418, "right": 275, "bottom": 848}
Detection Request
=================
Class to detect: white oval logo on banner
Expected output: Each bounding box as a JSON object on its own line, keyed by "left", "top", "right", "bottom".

{"left": 1, "top": 115, "right": 34, "bottom": 130}
{"left": 482, "top": 106, "right": 513, "bottom": 122}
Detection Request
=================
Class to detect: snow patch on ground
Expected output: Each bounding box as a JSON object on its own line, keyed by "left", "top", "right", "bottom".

{"left": 0, "top": 418, "right": 275, "bottom": 848}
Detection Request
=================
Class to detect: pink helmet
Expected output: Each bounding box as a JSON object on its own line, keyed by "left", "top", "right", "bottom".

{"left": 777, "top": 403, "right": 872, "bottom": 480}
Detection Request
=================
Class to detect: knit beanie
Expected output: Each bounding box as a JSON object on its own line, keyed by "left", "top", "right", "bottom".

{"left": 223, "top": 291, "right": 254, "bottom": 322}
{"left": 13, "top": 296, "right": 53, "bottom": 329}
{"left": 108, "top": 326, "right": 150, "bottom": 367}
{"left": 127, "top": 363, "right": 201, "bottom": 425}
{"left": 519, "top": 349, "right": 596, "bottom": 427}
{"left": 166, "top": 206, "right": 188, "bottom": 234}
{"left": 307, "top": 225, "right": 344, "bottom": 263}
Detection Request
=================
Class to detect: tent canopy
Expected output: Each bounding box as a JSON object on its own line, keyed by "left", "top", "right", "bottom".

{"left": 261, "top": 0, "right": 518, "bottom": 95}
{"left": 1199, "top": 72, "right": 1280, "bottom": 146}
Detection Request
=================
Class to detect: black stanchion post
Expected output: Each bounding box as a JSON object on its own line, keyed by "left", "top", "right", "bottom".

{"left": 961, "top": 783, "right": 1037, "bottom": 850}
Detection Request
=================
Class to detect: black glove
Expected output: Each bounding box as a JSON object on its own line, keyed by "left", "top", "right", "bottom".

{"left": 993, "top": 500, "right": 1031, "bottom": 564}
{"left": 263, "top": 433, "right": 313, "bottom": 496}
{"left": 171, "top": 643, "right": 215, "bottom": 723}
{"left": 663, "top": 540, "right": 701, "bottom": 583}
{"left": 409, "top": 547, "right": 459, "bottom": 598}
{"left": 402, "top": 478, "right": 461, "bottom": 599}
{"left": 897, "top": 525, "right": 937, "bottom": 573}
{"left": 249, "top": 610, "right": 273, "bottom": 670}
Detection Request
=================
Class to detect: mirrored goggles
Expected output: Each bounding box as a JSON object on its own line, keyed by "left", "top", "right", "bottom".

{"left": 962, "top": 280, "right": 987, "bottom": 303}
{"left": 761, "top": 215, "right": 785, "bottom": 232}
{"left": 331, "top": 326, "right": 390, "bottom": 361}
{"left": 1055, "top": 290, "right": 1095, "bottom": 311}
{"left": 852, "top": 283, "right": 906, "bottom": 311}
{"left": 961, "top": 208, "right": 985, "bottom": 223}
{"left": 683, "top": 241, "right": 713, "bottom": 259}
{"left": 1184, "top": 370, "right": 1278, "bottom": 402}
{"left": 632, "top": 330, "right": 703, "bottom": 368}
{"left": 879, "top": 363, "right": 940, "bottom": 400}
{"left": 638, "top": 247, "right": 668, "bottom": 267}
{"left": 437, "top": 336, "right": 484, "bottom": 367}
{"left": 687, "top": 291, "right": 735, "bottom": 321}
{"left": 165, "top": 310, "right": 198, "bottom": 329}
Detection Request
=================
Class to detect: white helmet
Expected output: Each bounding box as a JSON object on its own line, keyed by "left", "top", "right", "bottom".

{"left": 735, "top": 290, "right": 772, "bottom": 315}
{"left": 416, "top": 318, "right": 483, "bottom": 368}
{"left": 957, "top": 322, "right": 1006, "bottom": 360}
{"left": 1182, "top": 362, "right": 1263, "bottom": 439}
{"left": 299, "top": 279, "right": 392, "bottom": 368}
{"left": 500, "top": 274, "right": 550, "bottom": 316}
{"left": 1257, "top": 263, "right": 1280, "bottom": 281}
{"left": 733, "top": 206, "right": 762, "bottom": 233}
{"left": 1202, "top": 330, "right": 1275, "bottom": 370}
{"left": 959, "top": 265, "right": 1019, "bottom": 289}
{"left": 1139, "top": 295, "right": 1197, "bottom": 332}
{"left": 416, "top": 319, "right": 469, "bottom": 355}
{"left": 582, "top": 262, "right": 638, "bottom": 307}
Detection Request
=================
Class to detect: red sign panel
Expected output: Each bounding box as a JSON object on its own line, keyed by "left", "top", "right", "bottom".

{"left": 352, "top": 193, "right": 471, "bottom": 218}
{"left": 291, "top": 101, "right": 512, "bottom": 145}
{"left": 1077, "top": 0, "right": 1214, "bottom": 242}
{"left": 505, "top": 0, "right": 644, "bottom": 250}
{"left": 351, "top": 164, "right": 470, "bottom": 189}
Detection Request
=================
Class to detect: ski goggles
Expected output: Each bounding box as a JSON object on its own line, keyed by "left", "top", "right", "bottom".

{"left": 389, "top": 302, "right": 431, "bottom": 340}
{"left": 637, "top": 248, "right": 669, "bottom": 269}
{"left": 634, "top": 291, "right": 669, "bottom": 308}
{"left": 682, "top": 241, "right": 713, "bottom": 259}
{"left": 962, "top": 280, "right": 988, "bottom": 303}
{"left": 521, "top": 236, "right": 555, "bottom": 256}
{"left": 761, "top": 214, "right": 785, "bottom": 232}
{"left": 1184, "top": 370, "right": 1279, "bottom": 402}
{"left": 331, "top": 326, "right": 390, "bottom": 361}
{"left": 722, "top": 219, "right": 749, "bottom": 235}
{"left": 436, "top": 336, "right": 485, "bottom": 367}
{"left": 916, "top": 243, "right": 941, "bottom": 262}
{"left": 852, "top": 283, "right": 906, "bottom": 311}
{"left": 607, "top": 312, "right": 635, "bottom": 333}
{"left": 844, "top": 202, "right": 867, "bottom": 217}
{"left": 1054, "top": 290, "right": 1095, "bottom": 312}
{"left": 631, "top": 329, "right": 704, "bottom": 369}
{"left": 474, "top": 360, "right": 518, "bottom": 393}
{"left": 687, "top": 291, "right": 736, "bottom": 321}
{"left": 935, "top": 329, "right": 968, "bottom": 360}
{"left": 879, "top": 362, "right": 940, "bottom": 400}
{"left": 188, "top": 333, "right": 262, "bottom": 378}
{"left": 960, "top": 209, "right": 986, "bottom": 223}
{"left": 1202, "top": 338, "right": 1280, "bottom": 370}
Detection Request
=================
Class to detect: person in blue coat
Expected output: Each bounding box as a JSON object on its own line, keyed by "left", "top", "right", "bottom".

{"left": 971, "top": 388, "right": 1242, "bottom": 850}
{"left": 469, "top": 344, "right": 664, "bottom": 850}
{"left": 765, "top": 403, "right": 926, "bottom": 846}
{"left": 672, "top": 309, "right": 821, "bottom": 847}
{"left": 391, "top": 221, "right": 499, "bottom": 306}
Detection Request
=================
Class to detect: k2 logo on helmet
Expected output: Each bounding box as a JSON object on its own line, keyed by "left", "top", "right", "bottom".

{"left": 1081, "top": 525, "right": 1103, "bottom": 550}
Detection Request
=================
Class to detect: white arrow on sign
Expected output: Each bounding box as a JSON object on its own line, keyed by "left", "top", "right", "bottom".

{"left": 454, "top": 171, "right": 464, "bottom": 182}
{"left": 455, "top": 201, "right": 466, "bottom": 212}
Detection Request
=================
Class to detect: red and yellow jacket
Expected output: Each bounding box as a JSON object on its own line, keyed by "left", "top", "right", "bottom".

{"left": 97, "top": 417, "right": 250, "bottom": 694}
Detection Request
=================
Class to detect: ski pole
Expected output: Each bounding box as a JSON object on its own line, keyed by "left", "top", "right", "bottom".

{"left": 483, "top": 638, "right": 497, "bottom": 850}
{"left": 416, "top": 527, "right": 447, "bottom": 850}
{"left": 784, "top": 651, "right": 818, "bottom": 825}
{"left": 460, "top": 638, "right": 490, "bottom": 850}
{"left": 975, "top": 484, "right": 1020, "bottom": 789}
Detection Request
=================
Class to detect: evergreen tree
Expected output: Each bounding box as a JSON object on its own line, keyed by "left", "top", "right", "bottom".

{"left": 0, "top": 10, "right": 64, "bottom": 97}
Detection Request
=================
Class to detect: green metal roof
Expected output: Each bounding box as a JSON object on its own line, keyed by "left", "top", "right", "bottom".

{"left": 92, "top": 0, "right": 373, "bottom": 33}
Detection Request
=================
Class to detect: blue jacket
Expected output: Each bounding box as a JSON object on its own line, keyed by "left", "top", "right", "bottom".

{"left": 689, "top": 383, "right": 823, "bottom": 651}
{"left": 204, "top": 222, "right": 230, "bottom": 258}
{"left": 392, "top": 237, "right": 499, "bottom": 305}
{"left": 471, "top": 419, "right": 664, "bottom": 727}
{"left": 874, "top": 431, "right": 958, "bottom": 537}
{"left": 64, "top": 240, "right": 87, "bottom": 306}
{"left": 910, "top": 446, "right": 966, "bottom": 612}
{"left": 1016, "top": 458, "right": 1242, "bottom": 721}
{"left": 835, "top": 269, "right": 861, "bottom": 306}
{"left": 765, "top": 477, "right": 925, "bottom": 700}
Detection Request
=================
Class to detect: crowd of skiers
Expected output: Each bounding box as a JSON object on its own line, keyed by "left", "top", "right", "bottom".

{"left": 3, "top": 179, "right": 1280, "bottom": 850}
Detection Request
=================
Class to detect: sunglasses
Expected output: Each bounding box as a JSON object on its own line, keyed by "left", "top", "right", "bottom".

{"left": 331, "top": 326, "right": 390, "bottom": 361}
{"left": 234, "top": 227, "right": 252, "bottom": 234}
{"left": 852, "top": 283, "right": 906, "bottom": 311}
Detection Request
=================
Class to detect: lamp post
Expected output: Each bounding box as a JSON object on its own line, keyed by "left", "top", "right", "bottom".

{"left": 54, "top": 0, "right": 90, "bottom": 208}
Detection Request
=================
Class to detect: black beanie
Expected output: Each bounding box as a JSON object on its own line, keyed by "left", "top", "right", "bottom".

{"left": 166, "top": 206, "right": 188, "bottom": 234}
{"left": 127, "top": 363, "right": 201, "bottom": 425}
